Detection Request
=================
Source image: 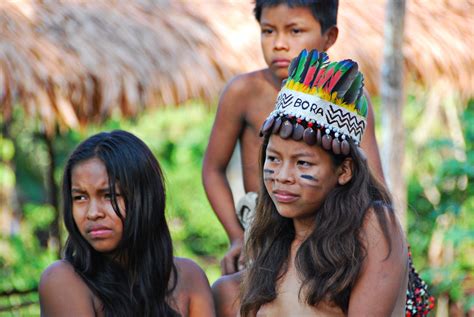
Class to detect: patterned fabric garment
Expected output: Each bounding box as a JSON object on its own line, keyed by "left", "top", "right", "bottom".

{"left": 405, "top": 246, "right": 435, "bottom": 316}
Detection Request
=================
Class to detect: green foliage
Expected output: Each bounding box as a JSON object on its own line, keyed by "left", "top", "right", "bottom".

{"left": 405, "top": 98, "right": 474, "bottom": 311}
{"left": 0, "top": 137, "right": 15, "bottom": 190}
{"left": 0, "top": 202, "right": 56, "bottom": 314}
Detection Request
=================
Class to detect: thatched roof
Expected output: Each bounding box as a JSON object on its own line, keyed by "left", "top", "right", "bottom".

{"left": 0, "top": 0, "right": 472, "bottom": 133}
{"left": 332, "top": 0, "right": 474, "bottom": 100}
{"left": 0, "top": 1, "right": 263, "bottom": 134}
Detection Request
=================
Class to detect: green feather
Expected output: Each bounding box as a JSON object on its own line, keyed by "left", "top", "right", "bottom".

{"left": 356, "top": 94, "right": 368, "bottom": 117}
{"left": 343, "top": 72, "right": 363, "bottom": 104}
{"left": 334, "top": 60, "right": 359, "bottom": 97}
{"left": 294, "top": 49, "right": 308, "bottom": 82}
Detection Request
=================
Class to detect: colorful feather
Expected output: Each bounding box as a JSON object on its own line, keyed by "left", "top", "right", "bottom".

{"left": 309, "top": 52, "right": 329, "bottom": 87}
{"left": 332, "top": 60, "right": 359, "bottom": 98}
{"left": 356, "top": 94, "right": 368, "bottom": 117}
{"left": 293, "top": 49, "right": 308, "bottom": 82}
{"left": 315, "top": 62, "right": 337, "bottom": 88}
{"left": 342, "top": 72, "right": 363, "bottom": 105}
{"left": 287, "top": 53, "right": 300, "bottom": 78}
{"left": 302, "top": 50, "right": 320, "bottom": 86}
{"left": 324, "top": 61, "right": 346, "bottom": 92}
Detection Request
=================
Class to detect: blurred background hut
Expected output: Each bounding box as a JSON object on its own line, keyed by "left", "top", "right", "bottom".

{"left": 0, "top": 0, "right": 473, "bottom": 315}
{"left": 1, "top": 1, "right": 472, "bottom": 132}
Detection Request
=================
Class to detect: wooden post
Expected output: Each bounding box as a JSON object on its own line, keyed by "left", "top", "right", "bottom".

{"left": 41, "top": 132, "right": 62, "bottom": 257}
{"left": 380, "top": 0, "right": 407, "bottom": 227}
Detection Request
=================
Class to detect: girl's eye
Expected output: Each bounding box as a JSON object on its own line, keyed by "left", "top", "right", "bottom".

{"left": 261, "top": 28, "right": 273, "bottom": 35}
{"left": 266, "top": 155, "right": 278, "bottom": 162}
{"left": 297, "top": 160, "right": 312, "bottom": 167}
{"left": 72, "top": 195, "right": 86, "bottom": 201}
{"left": 291, "top": 28, "right": 302, "bottom": 34}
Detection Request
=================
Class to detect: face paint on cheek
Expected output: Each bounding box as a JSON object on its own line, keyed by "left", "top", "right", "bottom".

{"left": 300, "top": 174, "right": 319, "bottom": 186}
{"left": 263, "top": 168, "right": 275, "bottom": 181}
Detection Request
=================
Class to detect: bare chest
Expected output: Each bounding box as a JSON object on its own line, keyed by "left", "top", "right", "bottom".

{"left": 239, "top": 90, "right": 278, "bottom": 191}
{"left": 243, "top": 92, "right": 278, "bottom": 133}
{"left": 256, "top": 265, "right": 344, "bottom": 317}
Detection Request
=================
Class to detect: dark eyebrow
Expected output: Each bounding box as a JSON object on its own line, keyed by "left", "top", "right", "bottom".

{"left": 71, "top": 187, "right": 112, "bottom": 194}
{"left": 98, "top": 188, "right": 112, "bottom": 194}
{"left": 266, "top": 146, "right": 278, "bottom": 154}
{"left": 293, "top": 152, "right": 315, "bottom": 158}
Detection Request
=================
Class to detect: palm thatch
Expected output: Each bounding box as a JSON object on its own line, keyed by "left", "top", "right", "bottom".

{"left": 0, "top": 0, "right": 262, "bottom": 134}
{"left": 332, "top": 0, "right": 474, "bottom": 100}
{"left": 0, "top": 0, "right": 472, "bottom": 133}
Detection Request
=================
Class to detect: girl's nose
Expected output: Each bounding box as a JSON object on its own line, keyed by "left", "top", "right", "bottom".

{"left": 275, "top": 163, "right": 295, "bottom": 183}
{"left": 86, "top": 200, "right": 105, "bottom": 220}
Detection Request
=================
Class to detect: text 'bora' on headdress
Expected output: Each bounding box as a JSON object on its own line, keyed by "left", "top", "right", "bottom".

{"left": 260, "top": 49, "right": 368, "bottom": 156}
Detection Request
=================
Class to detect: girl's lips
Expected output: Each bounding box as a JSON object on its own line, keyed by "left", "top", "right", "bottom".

{"left": 89, "top": 229, "right": 113, "bottom": 238}
{"left": 273, "top": 191, "right": 299, "bottom": 203}
{"left": 87, "top": 225, "right": 113, "bottom": 238}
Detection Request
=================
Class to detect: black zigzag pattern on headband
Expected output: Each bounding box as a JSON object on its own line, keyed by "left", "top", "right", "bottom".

{"left": 276, "top": 92, "right": 294, "bottom": 109}
{"left": 325, "top": 105, "right": 366, "bottom": 136}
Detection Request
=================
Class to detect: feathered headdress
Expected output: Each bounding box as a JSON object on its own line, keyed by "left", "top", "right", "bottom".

{"left": 260, "top": 49, "right": 368, "bottom": 155}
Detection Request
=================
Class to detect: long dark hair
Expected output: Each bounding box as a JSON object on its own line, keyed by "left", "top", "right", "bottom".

{"left": 62, "top": 130, "right": 179, "bottom": 317}
{"left": 240, "top": 135, "right": 396, "bottom": 315}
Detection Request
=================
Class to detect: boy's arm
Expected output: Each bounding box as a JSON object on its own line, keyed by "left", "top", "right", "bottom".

{"left": 202, "top": 77, "right": 246, "bottom": 274}
{"left": 360, "top": 91, "right": 385, "bottom": 183}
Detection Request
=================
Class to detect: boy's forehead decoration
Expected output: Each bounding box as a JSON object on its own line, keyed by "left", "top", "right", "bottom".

{"left": 260, "top": 49, "right": 368, "bottom": 155}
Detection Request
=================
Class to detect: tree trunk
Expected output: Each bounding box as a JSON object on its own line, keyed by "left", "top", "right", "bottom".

{"left": 42, "top": 132, "right": 62, "bottom": 256}
{"left": 380, "top": 0, "right": 407, "bottom": 227}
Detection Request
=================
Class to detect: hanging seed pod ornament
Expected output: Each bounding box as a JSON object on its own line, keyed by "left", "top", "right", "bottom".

{"left": 292, "top": 120, "right": 305, "bottom": 140}
{"left": 303, "top": 127, "right": 317, "bottom": 145}
{"left": 272, "top": 117, "right": 282, "bottom": 134}
{"left": 260, "top": 116, "right": 275, "bottom": 136}
{"left": 260, "top": 48, "right": 369, "bottom": 156}
{"left": 279, "top": 120, "right": 293, "bottom": 139}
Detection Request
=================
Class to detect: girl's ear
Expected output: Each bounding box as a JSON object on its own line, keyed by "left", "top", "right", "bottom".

{"left": 337, "top": 158, "right": 353, "bottom": 185}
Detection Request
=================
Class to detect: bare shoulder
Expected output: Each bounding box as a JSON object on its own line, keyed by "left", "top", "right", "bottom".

{"left": 212, "top": 271, "right": 242, "bottom": 294}
{"left": 39, "top": 260, "right": 89, "bottom": 295}
{"left": 223, "top": 69, "right": 270, "bottom": 96}
{"left": 212, "top": 69, "right": 269, "bottom": 129}
{"left": 174, "top": 257, "right": 215, "bottom": 317}
{"left": 174, "top": 257, "right": 209, "bottom": 284}
{"left": 348, "top": 205, "right": 408, "bottom": 315}
{"left": 362, "top": 204, "right": 405, "bottom": 251}
{"left": 39, "top": 260, "right": 96, "bottom": 316}
{"left": 212, "top": 272, "right": 242, "bottom": 317}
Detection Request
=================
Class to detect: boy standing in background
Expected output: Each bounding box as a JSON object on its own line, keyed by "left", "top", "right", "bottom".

{"left": 202, "top": 0, "right": 384, "bottom": 276}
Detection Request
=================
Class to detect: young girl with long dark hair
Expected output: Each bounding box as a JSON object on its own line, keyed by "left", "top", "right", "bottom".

{"left": 39, "top": 130, "right": 215, "bottom": 317}
{"left": 213, "top": 49, "right": 433, "bottom": 316}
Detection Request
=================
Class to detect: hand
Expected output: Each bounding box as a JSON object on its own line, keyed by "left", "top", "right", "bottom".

{"left": 221, "top": 237, "right": 245, "bottom": 275}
